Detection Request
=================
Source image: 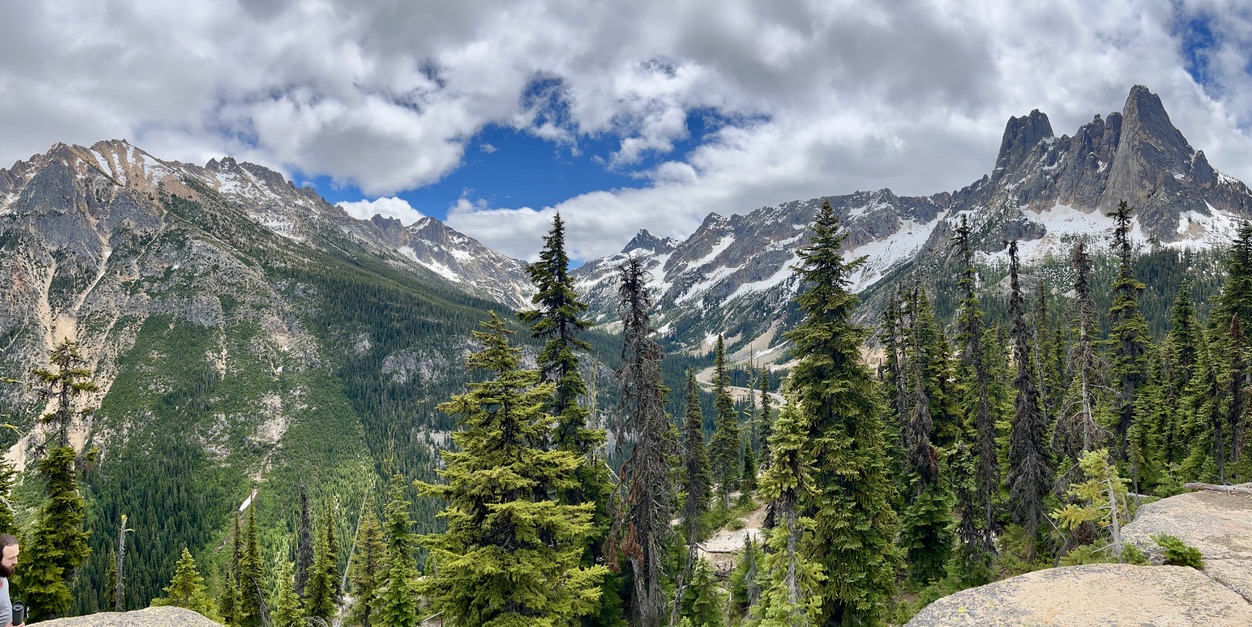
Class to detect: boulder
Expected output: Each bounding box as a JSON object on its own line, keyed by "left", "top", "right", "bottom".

{"left": 29, "top": 606, "right": 219, "bottom": 626}
{"left": 906, "top": 563, "right": 1250, "bottom": 626}
{"left": 1123, "top": 488, "right": 1252, "bottom": 601}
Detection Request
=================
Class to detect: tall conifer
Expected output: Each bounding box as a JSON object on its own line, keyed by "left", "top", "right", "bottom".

{"left": 610, "top": 257, "right": 676, "bottom": 627}
{"left": 679, "top": 370, "right": 712, "bottom": 543}
{"left": 1107, "top": 201, "right": 1151, "bottom": 467}
{"left": 709, "top": 335, "right": 742, "bottom": 508}
{"left": 1006, "top": 241, "right": 1053, "bottom": 549}
{"left": 785, "top": 200, "right": 898, "bottom": 625}
{"left": 417, "top": 313, "right": 606, "bottom": 625}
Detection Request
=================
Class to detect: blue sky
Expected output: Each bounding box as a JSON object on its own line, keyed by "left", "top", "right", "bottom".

{"left": 2, "top": 1, "right": 1251, "bottom": 261}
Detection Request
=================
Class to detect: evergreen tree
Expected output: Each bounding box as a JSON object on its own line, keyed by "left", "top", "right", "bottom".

{"left": 20, "top": 445, "right": 91, "bottom": 621}
{"left": 296, "top": 484, "right": 314, "bottom": 599}
{"left": 1107, "top": 201, "right": 1151, "bottom": 468}
{"left": 348, "top": 497, "right": 387, "bottom": 627}
{"left": 952, "top": 216, "right": 997, "bottom": 565}
{"left": 1006, "top": 241, "right": 1053, "bottom": 550}
{"left": 900, "top": 355, "right": 953, "bottom": 585}
{"left": 741, "top": 433, "right": 758, "bottom": 492}
{"left": 1180, "top": 331, "right": 1225, "bottom": 484}
{"left": 377, "top": 475, "right": 418, "bottom": 627}
{"left": 908, "top": 287, "right": 960, "bottom": 447}
{"left": 217, "top": 511, "right": 241, "bottom": 625}
{"left": 235, "top": 502, "right": 264, "bottom": 627}
{"left": 0, "top": 456, "right": 17, "bottom": 537}
{"left": 610, "top": 257, "right": 676, "bottom": 627}
{"left": 152, "top": 547, "right": 218, "bottom": 620}
{"left": 1213, "top": 220, "right": 1252, "bottom": 336}
{"left": 1127, "top": 347, "right": 1167, "bottom": 493}
{"left": 31, "top": 340, "right": 98, "bottom": 447}
{"left": 304, "top": 502, "right": 339, "bottom": 622}
{"left": 757, "top": 369, "right": 774, "bottom": 468}
{"left": 679, "top": 370, "right": 712, "bottom": 544}
{"left": 1052, "top": 449, "right": 1132, "bottom": 563}
{"left": 417, "top": 313, "right": 606, "bottom": 626}
{"left": 271, "top": 559, "right": 303, "bottom": 627}
{"left": 21, "top": 340, "right": 96, "bottom": 620}
{"left": 1055, "top": 243, "right": 1106, "bottom": 459}
{"left": 785, "top": 200, "right": 898, "bottom": 626}
{"left": 679, "top": 559, "right": 726, "bottom": 627}
{"left": 753, "top": 400, "right": 823, "bottom": 626}
{"left": 709, "top": 335, "right": 742, "bottom": 509}
{"left": 1165, "top": 280, "right": 1200, "bottom": 400}
{"left": 729, "top": 535, "right": 761, "bottom": 615}
{"left": 519, "top": 213, "right": 613, "bottom": 528}
{"left": 105, "top": 547, "right": 118, "bottom": 611}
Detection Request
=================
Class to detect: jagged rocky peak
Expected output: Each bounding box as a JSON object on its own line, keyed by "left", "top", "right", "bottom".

{"left": 995, "top": 109, "right": 1054, "bottom": 175}
{"left": 622, "top": 228, "right": 676, "bottom": 254}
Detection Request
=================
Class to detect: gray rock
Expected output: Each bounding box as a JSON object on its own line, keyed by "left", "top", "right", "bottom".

{"left": 30, "top": 606, "right": 220, "bottom": 626}
{"left": 1123, "top": 489, "right": 1252, "bottom": 602}
{"left": 907, "top": 563, "right": 1251, "bottom": 626}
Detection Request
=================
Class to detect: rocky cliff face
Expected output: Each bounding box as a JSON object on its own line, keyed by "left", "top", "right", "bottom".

{"left": 572, "top": 85, "right": 1252, "bottom": 359}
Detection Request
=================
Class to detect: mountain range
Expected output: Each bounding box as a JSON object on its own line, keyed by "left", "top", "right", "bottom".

{"left": 0, "top": 84, "right": 1248, "bottom": 608}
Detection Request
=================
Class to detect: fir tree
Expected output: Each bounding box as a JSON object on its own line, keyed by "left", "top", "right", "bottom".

{"left": 741, "top": 433, "right": 758, "bottom": 492}
{"left": 679, "top": 559, "right": 726, "bottom": 627}
{"left": 271, "top": 559, "right": 303, "bottom": 627}
{"left": 417, "top": 313, "right": 607, "bottom": 626}
{"left": 296, "top": 483, "right": 314, "bottom": 599}
{"left": 348, "top": 497, "right": 387, "bottom": 627}
{"left": 709, "top": 335, "right": 742, "bottom": 509}
{"left": 785, "top": 200, "right": 898, "bottom": 626}
{"left": 609, "top": 256, "right": 676, "bottom": 627}
{"left": 152, "top": 547, "right": 218, "bottom": 620}
{"left": 20, "top": 445, "right": 91, "bottom": 621}
{"left": 1005, "top": 241, "right": 1053, "bottom": 549}
{"left": 377, "top": 475, "right": 418, "bottom": 627}
{"left": 900, "top": 350, "right": 953, "bottom": 585}
{"left": 235, "top": 501, "right": 265, "bottom": 627}
{"left": 909, "top": 287, "right": 960, "bottom": 448}
{"left": 1107, "top": 201, "right": 1151, "bottom": 468}
{"left": 952, "top": 216, "right": 997, "bottom": 564}
{"left": 679, "top": 370, "right": 712, "bottom": 544}
{"left": 1055, "top": 243, "right": 1106, "bottom": 459}
{"left": 1052, "top": 449, "right": 1132, "bottom": 563}
{"left": 105, "top": 547, "right": 118, "bottom": 611}
{"left": 757, "top": 369, "right": 774, "bottom": 468}
{"left": 304, "top": 502, "right": 339, "bottom": 622}
{"left": 31, "top": 339, "right": 98, "bottom": 447}
{"left": 217, "top": 511, "right": 241, "bottom": 625}
{"left": 753, "top": 400, "right": 823, "bottom": 626}
{"left": 1180, "top": 331, "right": 1225, "bottom": 484}
{"left": 729, "top": 535, "right": 761, "bottom": 615}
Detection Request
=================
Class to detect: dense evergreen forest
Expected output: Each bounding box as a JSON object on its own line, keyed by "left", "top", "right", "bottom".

{"left": 7, "top": 200, "right": 1251, "bottom": 626}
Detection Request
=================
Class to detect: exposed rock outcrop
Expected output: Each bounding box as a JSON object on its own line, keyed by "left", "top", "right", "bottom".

{"left": 31, "top": 606, "right": 220, "bottom": 626}
{"left": 906, "top": 563, "right": 1251, "bottom": 626}
{"left": 1122, "top": 488, "right": 1252, "bottom": 602}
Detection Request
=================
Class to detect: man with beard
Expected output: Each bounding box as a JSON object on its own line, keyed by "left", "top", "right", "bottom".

{"left": 0, "top": 535, "right": 22, "bottom": 627}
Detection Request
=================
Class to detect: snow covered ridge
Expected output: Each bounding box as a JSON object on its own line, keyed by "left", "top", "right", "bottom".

{"left": 569, "top": 86, "right": 1252, "bottom": 356}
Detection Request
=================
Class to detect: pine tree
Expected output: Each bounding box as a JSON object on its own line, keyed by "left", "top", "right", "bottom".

{"left": 609, "top": 256, "right": 676, "bottom": 627}
{"left": 348, "top": 497, "right": 387, "bottom": 627}
{"left": 952, "top": 216, "right": 998, "bottom": 565}
{"left": 741, "top": 432, "right": 758, "bottom": 492}
{"left": 753, "top": 400, "right": 823, "bottom": 626}
{"left": 679, "top": 558, "right": 726, "bottom": 627}
{"left": 105, "top": 547, "right": 118, "bottom": 611}
{"left": 909, "top": 287, "right": 961, "bottom": 448}
{"left": 900, "top": 352, "right": 953, "bottom": 585}
{"left": 217, "top": 511, "right": 241, "bottom": 625}
{"left": 304, "top": 502, "right": 339, "bottom": 622}
{"left": 1052, "top": 449, "right": 1132, "bottom": 563}
{"left": 376, "top": 475, "right": 418, "bottom": 627}
{"left": 709, "top": 335, "right": 742, "bottom": 509}
{"left": 296, "top": 483, "right": 314, "bottom": 599}
{"left": 729, "top": 535, "right": 761, "bottom": 615}
{"left": 1107, "top": 201, "right": 1151, "bottom": 469}
{"left": 271, "top": 559, "right": 303, "bottom": 627}
{"left": 235, "top": 501, "right": 265, "bottom": 627}
{"left": 679, "top": 370, "right": 712, "bottom": 544}
{"left": 417, "top": 313, "right": 607, "bottom": 625}
{"left": 785, "top": 200, "right": 898, "bottom": 626}
{"left": 152, "top": 547, "right": 218, "bottom": 620}
{"left": 1180, "top": 331, "right": 1225, "bottom": 484}
{"left": 1127, "top": 347, "right": 1167, "bottom": 494}
{"left": 1005, "top": 241, "right": 1053, "bottom": 549}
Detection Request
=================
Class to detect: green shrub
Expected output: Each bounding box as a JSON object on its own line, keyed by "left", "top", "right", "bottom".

{"left": 1152, "top": 534, "right": 1204, "bottom": 569}
{"left": 728, "top": 518, "right": 746, "bottom": 531}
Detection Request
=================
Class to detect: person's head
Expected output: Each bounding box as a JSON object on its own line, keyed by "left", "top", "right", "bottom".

{"left": 0, "top": 535, "right": 17, "bottom": 578}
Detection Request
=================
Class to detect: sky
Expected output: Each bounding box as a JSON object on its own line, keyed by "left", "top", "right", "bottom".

{"left": 2, "top": 1, "right": 1252, "bottom": 262}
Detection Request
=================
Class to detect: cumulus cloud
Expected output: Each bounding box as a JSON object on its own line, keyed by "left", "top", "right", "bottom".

{"left": 337, "top": 197, "right": 424, "bottom": 224}
{"left": 3, "top": 0, "right": 1252, "bottom": 259}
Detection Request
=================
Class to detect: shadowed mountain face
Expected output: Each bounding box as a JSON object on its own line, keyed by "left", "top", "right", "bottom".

{"left": 571, "top": 85, "right": 1252, "bottom": 358}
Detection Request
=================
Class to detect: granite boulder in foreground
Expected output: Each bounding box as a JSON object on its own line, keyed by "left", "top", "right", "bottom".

{"left": 29, "top": 606, "right": 220, "bottom": 626}
{"left": 906, "top": 563, "right": 1251, "bottom": 626}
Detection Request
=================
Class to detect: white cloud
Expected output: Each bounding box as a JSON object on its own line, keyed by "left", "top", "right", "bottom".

{"left": 3, "top": 0, "right": 1252, "bottom": 260}
{"left": 337, "top": 197, "right": 424, "bottom": 224}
